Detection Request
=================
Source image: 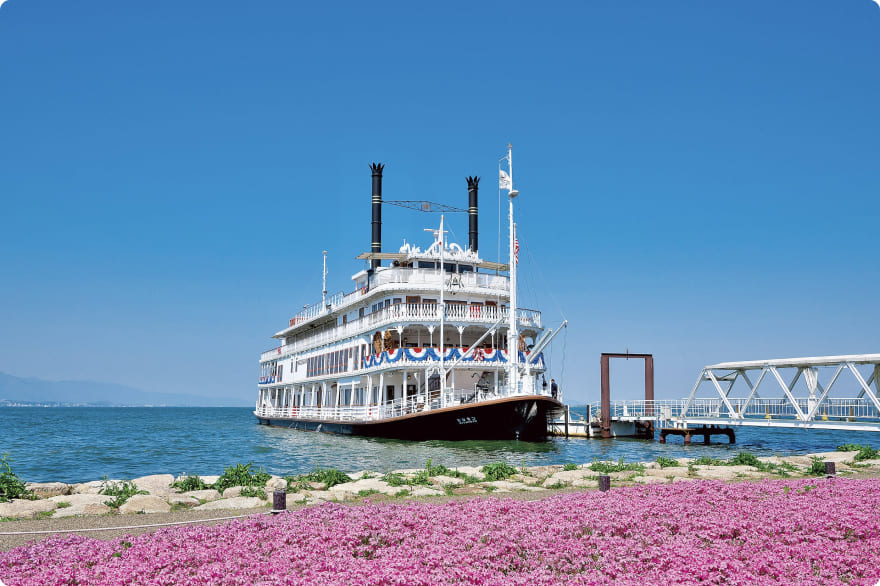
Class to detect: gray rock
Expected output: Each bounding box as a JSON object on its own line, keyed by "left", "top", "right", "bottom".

{"left": 410, "top": 487, "right": 443, "bottom": 497}
{"left": 183, "top": 489, "right": 221, "bottom": 502}
{"left": 119, "top": 495, "right": 171, "bottom": 515}
{"left": 544, "top": 469, "right": 600, "bottom": 486}
{"left": 26, "top": 482, "right": 71, "bottom": 498}
{"left": 632, "top": 475, "right": 668, "bottom": 485}
{"left": 484, "top": 480, "right": 529, "bottom": 491}
{"left": 265, "top": 477, "right": 287, "bottom": 491}
{"left": 167, "top": 494, "right": 200, "bottom": 506}
{"left": 430, "top": 475, "right": 464, "bottom": 486}
{"left": 53, "top": 503, "right": 112, "bottom": 518}
{"left": 806, "top": 451, "right": 858, "bottom": 464}
{"left": 193, "top": 497, "right": 267, "bottom": 511}
{"left": 694, "top": 466, "right": 762, "bottom": 481}
{"left": 328, "top": 478, "right": 399, "bottom": 497}
{"left": 72, "top": 480, "right": 106, "bottom": 494}
{"left": 0, "top": 499, "right": 57, "bottom": 520}
{"left": 571, "top": 478, "right": 599, "bottom": 488}
{"left": 49, "top": 494, "right": 111, "bottom": 507}
{"left": 453, "top": 466, "right": 486, "bottom": 480}
{"left": 644, "top": 467, "right": 691, "bottom": 478}
{"left": 222, "top": 486, "right": 244, "bottom": 498}
{"left": 132, "top": 474, "right": 175, "bottom": 496}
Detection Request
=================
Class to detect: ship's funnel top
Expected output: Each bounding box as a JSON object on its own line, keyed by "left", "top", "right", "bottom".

{"left": 466, "top": 175, "right": 480, "bottom": 253}
{"left": 370, "top": 163, "right": 384, "bottom": 269}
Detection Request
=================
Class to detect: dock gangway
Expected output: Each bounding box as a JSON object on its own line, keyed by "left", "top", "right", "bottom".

{"left": 570, "top": 354, "right": 880, "bottom": 435}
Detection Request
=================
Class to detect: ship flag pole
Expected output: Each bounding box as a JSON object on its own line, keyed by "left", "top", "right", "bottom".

{"left": 503, "top": 143, "right": 519, "bottom": 395}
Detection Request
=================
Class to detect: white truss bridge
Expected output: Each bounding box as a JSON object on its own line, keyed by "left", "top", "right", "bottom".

{"left": 584, "top": 354, "right": 880, "bottom": 433}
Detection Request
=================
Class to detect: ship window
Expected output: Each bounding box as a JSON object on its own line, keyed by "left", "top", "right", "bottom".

{"left": 443, "top": 263, "right": 455, "bottom": 272}
{"left": 392, "top": 298, "right": 402, "bottom": 305}
{"left": 359, "top": 307, "right": 365, "bottom": 318}
{"left": 423, "top": 298, "right": 436, "bottom": 304}
{"left": 384, "top": 299, "right": 390, "bottom": 308}
{"left": 342, "top": 315, "right": 347, "bottom": 325}
{"left": 406, "top": 296, "right": 420, "bottom": 304}
{"left": 459, "top": 264, "right": 473, "bottom": 273}
{"left": 418, "top": 261, "right": 435, "bottom": 269}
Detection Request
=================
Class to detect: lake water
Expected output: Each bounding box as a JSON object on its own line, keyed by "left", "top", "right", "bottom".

{"left": 1, "top": 407, "right": 877, "bottom": 483}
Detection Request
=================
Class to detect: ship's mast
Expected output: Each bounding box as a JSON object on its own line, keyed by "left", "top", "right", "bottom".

{"left": 505, "top": 144, "right": 519, "bottom": 395}
{"left": 439, "top": 214, "right": 446, "bottom": 406}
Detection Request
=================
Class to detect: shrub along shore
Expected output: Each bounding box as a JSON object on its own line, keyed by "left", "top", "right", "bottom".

{"left": 2, "top": 444, "right": 879, "bottom": 522}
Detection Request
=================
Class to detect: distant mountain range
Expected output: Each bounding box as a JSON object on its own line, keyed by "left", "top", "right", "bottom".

{"left": 0, "top": 372, "right": 247, "bottom": 407}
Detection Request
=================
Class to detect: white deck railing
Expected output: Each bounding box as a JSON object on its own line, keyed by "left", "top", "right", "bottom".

{"left": 255, "top": 382, "right": 554, "bottom": 422}
{"left": 261, "top": 303, "right": 541, "bottom": 362}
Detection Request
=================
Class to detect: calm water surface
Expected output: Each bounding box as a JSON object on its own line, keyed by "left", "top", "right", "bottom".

{"left": 1, "top": 407, "right": 877, "bottom": 483}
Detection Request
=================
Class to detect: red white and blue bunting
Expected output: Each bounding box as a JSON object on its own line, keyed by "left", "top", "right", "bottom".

{"left": 361, "top": 348, "right": 544, "bottom": 369}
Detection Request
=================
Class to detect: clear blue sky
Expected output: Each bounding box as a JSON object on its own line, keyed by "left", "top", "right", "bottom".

{"left": 1, "top": 1, "right": 878, "bottom": 405}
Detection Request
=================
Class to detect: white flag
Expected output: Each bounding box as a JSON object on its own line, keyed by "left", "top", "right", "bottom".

{"left": 499, "top": 169, "right": 512, "bottom": 190}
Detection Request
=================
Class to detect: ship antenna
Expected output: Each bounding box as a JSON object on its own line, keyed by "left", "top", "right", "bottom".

{"left": 322, "top": 250, "right": 328, "bottom": 309}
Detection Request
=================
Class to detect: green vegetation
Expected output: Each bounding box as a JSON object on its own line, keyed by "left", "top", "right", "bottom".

{"left": 481, "top": 462, "right": 518, "bottom": 481}
{"left": 692, "top": 455, "right": 724, "bottom": 466}
{"left": 213, "top": 463, "right": 272, "bottom": 493}
{"left": 655, "top": 456, "right": 679, "bottom": 469}
{"left": 296, "top": 466, "right": 351, "bottom": 489}
{"left": 563, "top": 463, "right": 578, "bottom": 471}
{"left": 444, "top": 485, "right": 456, "bottom": 496}
{"left": 837, "top": 443, "right": 879, "bottom": 462}
{"left": 382, "top": 471, "right": 430, "bottom": 487}
{"left": 808, "top": 457, "right": 828, "bottom": 476}
{"left": 240, "top": 486, "right": 267, "bottom": 499}
{"left": 483, "top": 485, "right": 498, "bottom": 493}
{"left": 99, "top": 479, "right": 147, "bottom": 508}
{"left": 0, "top": 454, "right": 34, "bottom": 502}
{"left": 588, "top": 458, "right": 644, "bottom": 474}
{"left": 357, "top": 489, "right": 379, "bottom": 498}
{"left": 729, "top": 452, "right": 763, "bottom": 468}
{"left": 56, "top": 501, "right": 71, "bottom": 508}
{"left": 171, "top": 474, "right": 210, "bottom": 492}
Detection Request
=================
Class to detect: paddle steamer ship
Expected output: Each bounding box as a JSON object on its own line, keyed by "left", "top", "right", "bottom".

{"left": 255, "top": 148, "right": 566, "bottom": 440}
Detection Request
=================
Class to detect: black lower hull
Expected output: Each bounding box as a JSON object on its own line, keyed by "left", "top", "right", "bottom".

{"left": 256, "top": 395, "right": 564, "bottom": 441}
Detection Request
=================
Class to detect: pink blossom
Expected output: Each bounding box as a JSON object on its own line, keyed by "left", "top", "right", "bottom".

{"left": 1, "top": 478, "right": 879, "bottom": 585}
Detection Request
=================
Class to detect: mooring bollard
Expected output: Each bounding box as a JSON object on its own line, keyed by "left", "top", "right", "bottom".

{"left": 825, "top": 461, "right": 836, "bottom": 477}
{"left": 599, "top": 475, "right": 611, "bottom": 492}
{"left": 272, "top": 489, "right": 287, "bottom": 513}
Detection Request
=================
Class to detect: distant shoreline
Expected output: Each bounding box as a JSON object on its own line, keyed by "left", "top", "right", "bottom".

{"left": 0, "top": 403, "right": 251, "bottom": 408}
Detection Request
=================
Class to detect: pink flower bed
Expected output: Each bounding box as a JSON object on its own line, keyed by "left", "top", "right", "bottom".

{"left": 2, "top": 477, "right": 879, "bottom": 585}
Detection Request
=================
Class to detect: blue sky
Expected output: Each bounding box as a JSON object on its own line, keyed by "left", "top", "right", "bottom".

{"left": 0, "top": 1, "right": 878, "bottom": 405}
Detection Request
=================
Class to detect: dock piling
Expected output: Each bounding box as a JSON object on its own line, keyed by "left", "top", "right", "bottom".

{"left": 272, "top": 490, "right": 287, "bottom": 514}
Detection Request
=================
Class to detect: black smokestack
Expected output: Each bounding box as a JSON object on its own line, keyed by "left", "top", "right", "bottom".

{"left": 467, "top": 176, "right": 480, "bottom": 253}
{"left": 370, "top": 163, "right": 384, "bottom": 269}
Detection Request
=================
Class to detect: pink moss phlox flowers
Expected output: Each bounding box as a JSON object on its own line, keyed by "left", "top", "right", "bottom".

{"left": 2, "top": 477, "right": 879, "bottom": 585}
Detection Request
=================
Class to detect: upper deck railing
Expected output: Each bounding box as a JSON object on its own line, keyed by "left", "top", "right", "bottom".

{"left": 282, "top": 268, "right": 510, "bottom": 332}
{"left": 260, "top": 302, "right": 541, "bottom": 362}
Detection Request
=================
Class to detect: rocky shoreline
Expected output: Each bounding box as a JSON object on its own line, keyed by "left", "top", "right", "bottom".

{"left": 3, "top": 450, "right": 878, "bottom": 525}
